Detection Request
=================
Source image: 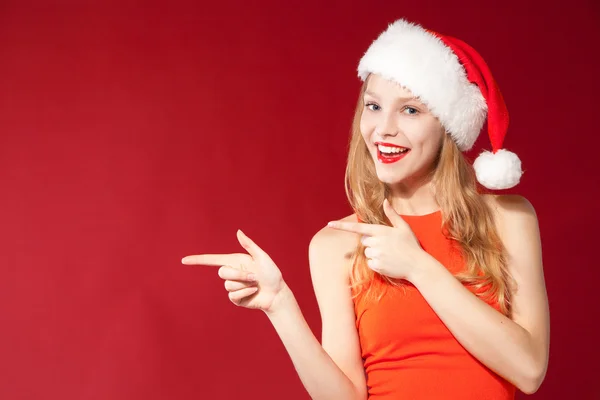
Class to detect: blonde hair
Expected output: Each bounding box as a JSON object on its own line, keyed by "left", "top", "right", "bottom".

{"left": 344, "top": 80, "right": 514, "bottom": 316}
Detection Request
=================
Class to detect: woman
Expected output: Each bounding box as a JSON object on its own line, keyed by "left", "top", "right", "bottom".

{"left": 182, "top": 19, "right": 550, "bottom": 399}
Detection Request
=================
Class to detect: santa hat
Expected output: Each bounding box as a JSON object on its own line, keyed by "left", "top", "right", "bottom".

{"left": 357, "top": 19, "right": 522, "bottom": 190}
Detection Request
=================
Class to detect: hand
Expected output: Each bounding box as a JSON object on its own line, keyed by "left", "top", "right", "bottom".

{"left": 182, "top": 229, "right": 287, "bottom": 312}
{"left": 327, "top": 199, "right": 428, "bottom": 282}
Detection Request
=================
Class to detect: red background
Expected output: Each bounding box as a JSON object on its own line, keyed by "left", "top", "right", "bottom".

{"left": 1, "top": 1, "right": 598, "bottom": 399}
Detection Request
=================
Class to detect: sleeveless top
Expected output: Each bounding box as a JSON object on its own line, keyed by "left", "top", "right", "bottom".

{"left": 353, "top": 210, "right": 516, "bottom": 399}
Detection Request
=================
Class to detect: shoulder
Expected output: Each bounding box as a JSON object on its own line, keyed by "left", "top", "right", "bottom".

{"left": 484, "top": 194, "right": 541, "bottom": 258}
{"left": 310, "top": 213, "right": 360, "bottom": 248}
{"left": 309, "top": 213, "right": 360, "bottom": 274}
{"left": 483, "top": 194, "right": 538, "bottom": 227}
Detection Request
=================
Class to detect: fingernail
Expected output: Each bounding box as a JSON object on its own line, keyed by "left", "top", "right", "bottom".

{"left": 247, "top": 273, "right": 256, "bottom": 281}
{"left": 328, "top": 221, "right": 335, "bottom": 227}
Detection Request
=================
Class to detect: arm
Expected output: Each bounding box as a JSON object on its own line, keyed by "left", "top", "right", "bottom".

{"left": 410, "top": 195, "right": 550, "bottom": 394}
{"left": 264, "top": 227, "right": 367, "bottom": 400}
{"left": 182, "top": 228, "right": 366, "bottom": 399}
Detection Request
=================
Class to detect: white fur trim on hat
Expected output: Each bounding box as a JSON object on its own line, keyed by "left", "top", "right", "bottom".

{"left": 473, "top": 149, "right": 522, "bottom": 190}
{"left": 357, "top": 19, "right": 487, "bottom": 151}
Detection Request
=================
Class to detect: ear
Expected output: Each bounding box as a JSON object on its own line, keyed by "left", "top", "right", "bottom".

{"left": 383, "top": 199, "right": 405, "bottom": 228}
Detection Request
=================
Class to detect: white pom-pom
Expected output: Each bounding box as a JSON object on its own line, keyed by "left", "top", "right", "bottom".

{"left": 473, "top": 149, "right": 523, "bottom": 190}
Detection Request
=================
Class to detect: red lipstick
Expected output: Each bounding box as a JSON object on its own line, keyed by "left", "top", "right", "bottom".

{"left": 375, "top": 142, "right": 411, "bottom": 164}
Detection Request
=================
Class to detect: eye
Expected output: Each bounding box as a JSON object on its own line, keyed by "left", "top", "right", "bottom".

{"left": 365, "top": 102, "right": 380, "bottom": 111}
{"left": 403, "top": 106, "right": 419, "bottom": 115}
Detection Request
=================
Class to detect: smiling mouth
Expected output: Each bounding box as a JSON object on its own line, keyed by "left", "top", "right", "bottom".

{"left": 376, "top": 143, "right": 411, "bottom": 164}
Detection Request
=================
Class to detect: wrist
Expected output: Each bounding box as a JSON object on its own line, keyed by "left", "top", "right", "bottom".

{"left": 264, "top": 282, "right": 296, "bottom": 317}
{"left": 408, "top": 253, "right": 442, "bottom": 287}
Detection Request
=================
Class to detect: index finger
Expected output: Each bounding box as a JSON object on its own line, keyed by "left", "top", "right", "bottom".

{"left": 181, "top": 254, "right": 240, "bottom": 266}
{"left": 327, "top": 221, "right": 385, "bottom": 236}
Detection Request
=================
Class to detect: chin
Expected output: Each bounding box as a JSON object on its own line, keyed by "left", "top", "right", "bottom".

{"left": 376, "top": 171, "right": 406, "bottom": 185}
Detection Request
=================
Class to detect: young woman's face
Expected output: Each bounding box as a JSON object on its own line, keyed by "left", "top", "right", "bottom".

{"left": 360, "top": 74, "right": 445, "bottom": 187}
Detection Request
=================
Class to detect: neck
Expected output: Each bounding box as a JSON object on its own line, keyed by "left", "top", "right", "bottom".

{"left": 387, "top": 179, "right": 440, "bottom": 216}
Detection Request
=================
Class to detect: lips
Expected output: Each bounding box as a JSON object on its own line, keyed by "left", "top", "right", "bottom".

{"left": 375, "top": 142, "right": 411, "bottom": 164}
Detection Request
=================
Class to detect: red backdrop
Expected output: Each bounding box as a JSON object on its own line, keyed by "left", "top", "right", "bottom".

{"left": 1, "top": 1, "right": 598, "bottom": 399}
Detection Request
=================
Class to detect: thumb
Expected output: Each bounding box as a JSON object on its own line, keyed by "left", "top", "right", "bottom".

{"left": 237, "top": 229, "right": 270, "bottom": 260}
{"left": 383, "top": 199, "right": 405, "bottom": 228}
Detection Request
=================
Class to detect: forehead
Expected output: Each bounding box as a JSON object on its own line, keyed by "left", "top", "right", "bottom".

{"left": 365, "top": 73, "right": 415, "bottom": 99}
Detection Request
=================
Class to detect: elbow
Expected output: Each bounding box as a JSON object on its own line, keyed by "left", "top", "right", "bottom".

{"left": 518, "top": 380, "right": 541, "bottom": 395}
{"left": 517, "top": 362, "right": 547, "bottom": 395}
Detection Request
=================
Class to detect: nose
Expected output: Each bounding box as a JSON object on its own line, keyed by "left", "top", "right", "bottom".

{"left": 375, "top": 112, "right": 399, "bottom": 138}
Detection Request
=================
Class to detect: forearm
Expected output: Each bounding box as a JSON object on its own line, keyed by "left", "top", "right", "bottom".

{"left": 411, "top": 256, "right": 544, "bottom": 393}
{"left": 264, "top": 285, "right": 364, "bottom": 400}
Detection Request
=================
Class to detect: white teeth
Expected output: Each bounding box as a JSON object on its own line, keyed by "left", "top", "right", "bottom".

{"left": 378, "top": 144, "right": 408, "bottom": 154}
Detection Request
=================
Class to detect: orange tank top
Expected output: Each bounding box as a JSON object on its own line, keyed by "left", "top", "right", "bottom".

{"left": 353, "top": 210, "right": 516, "bottom": 399}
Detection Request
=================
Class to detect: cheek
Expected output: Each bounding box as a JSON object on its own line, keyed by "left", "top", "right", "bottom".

{"left": 359, "top": 120, "right": 371, "bottom": 142}
{"left": 359, "top": 112, "right": 377, "bottom": 137}
{"left": 407, "top": 121, "right": 443, "bottom": 150}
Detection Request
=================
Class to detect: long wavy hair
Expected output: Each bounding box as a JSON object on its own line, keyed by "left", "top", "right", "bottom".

{"left": 345, "top": 79, "right": 514, "bottom": 316}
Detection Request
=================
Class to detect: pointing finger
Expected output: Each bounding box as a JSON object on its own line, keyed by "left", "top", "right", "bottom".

{"left": 327, "top": 221, "right": 385, "bottom": 236}
{"left": 181, "top": 254, "right": 242, "bottom": 267}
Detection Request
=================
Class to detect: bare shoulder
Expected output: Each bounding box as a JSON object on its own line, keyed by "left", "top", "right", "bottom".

{"left": 483, "top": 194, "right": 542, "bottom": 276}
{"left": 311, "top": 213, "right": 360, "bottom": 240}
{"left": 309, "top": 213, "right": 360, "bottom": 274}
{"left": 483, "top": 193, "right": 538, "bottom": 228}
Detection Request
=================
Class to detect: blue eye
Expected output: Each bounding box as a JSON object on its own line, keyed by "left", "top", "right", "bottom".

{"left": 404, "top": 107, "right": 419, "bottom": 115}
{"left": 365, "top": 102, "right": 380, "bottom": 111}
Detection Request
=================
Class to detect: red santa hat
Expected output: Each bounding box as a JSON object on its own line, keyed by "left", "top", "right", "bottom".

{"left": 357, "top": 19, "right": 523, "bottom": 190}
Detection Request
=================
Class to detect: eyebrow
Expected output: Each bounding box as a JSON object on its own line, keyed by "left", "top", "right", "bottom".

{"left": 364, "top": 90, "right": 416, "bottom": 103}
